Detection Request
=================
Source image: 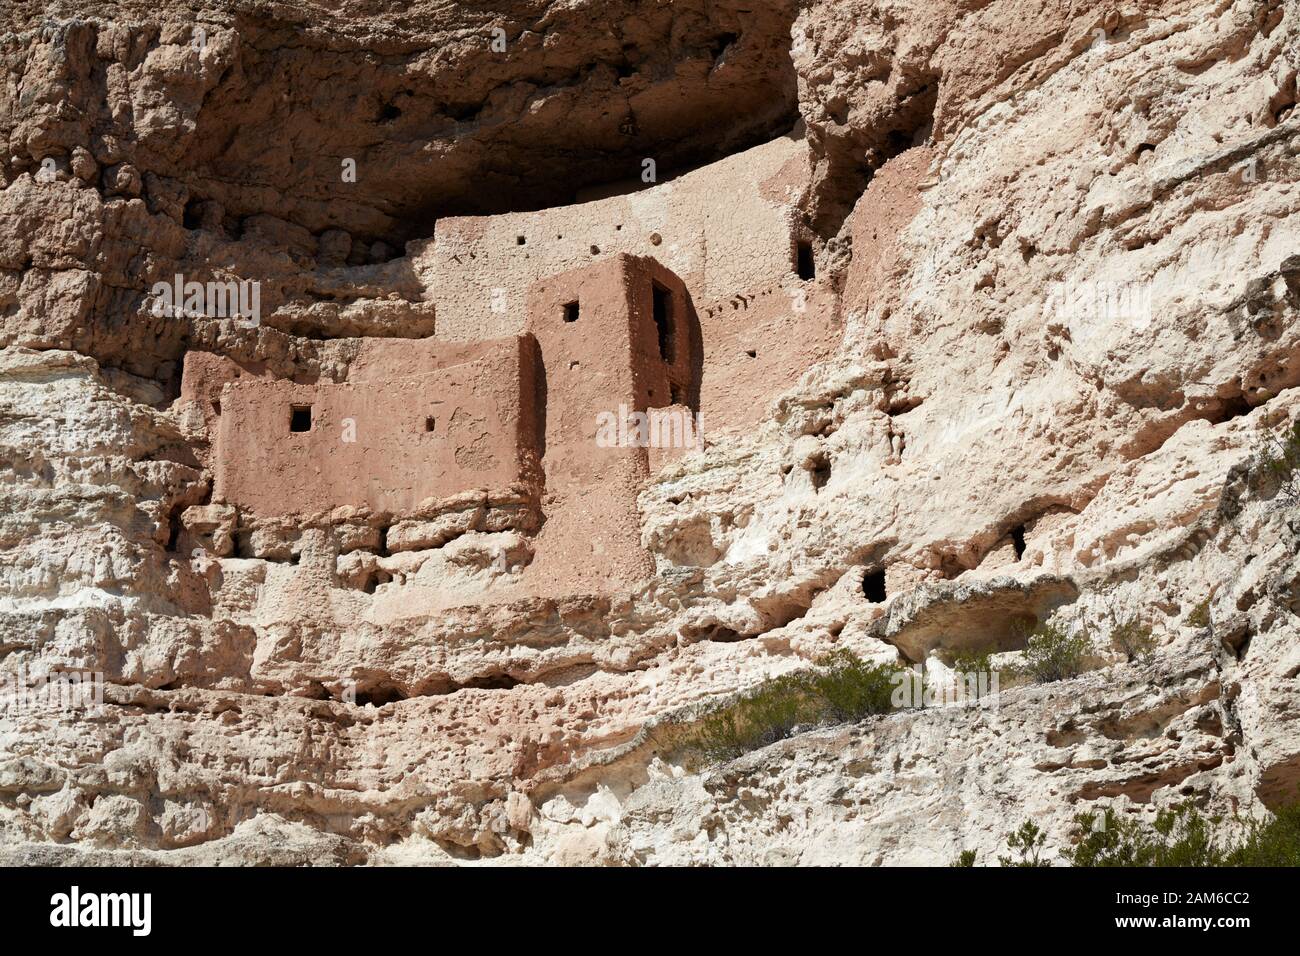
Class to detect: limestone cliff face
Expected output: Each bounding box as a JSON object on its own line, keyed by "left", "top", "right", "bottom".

{"left": 0, "top": 0, "right": 1297, "bottom": 865}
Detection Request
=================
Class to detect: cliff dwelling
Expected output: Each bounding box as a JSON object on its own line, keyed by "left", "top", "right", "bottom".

{"left": 175, "top": 140, "right": 837, "bottom": 600}
{"left": 4, "top": 0, "right": 1300, "bottom": 884}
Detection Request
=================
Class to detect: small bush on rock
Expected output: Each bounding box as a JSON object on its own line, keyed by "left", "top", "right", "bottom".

{"left": 998, "top": 820, "right": 1050, "bottom": 867}
{"left": 1187, "top": 598, "right": 1211, "bottom": 630}
{"left": 956, "top": 800, "right": 1300, "bottom": 868}
{"left": 806, "top": 649, "right": 903, "bottom": 722}
{"left": 1259, "top": 418, "right": 1300, "bottom": 503}
{"left": 1065, "top": 802, "right": 1300, "bottom": 867}
{"left": 945, "top": 648, "right": 995, "bottom": 677}
{"left": 1109, "top": 616, "right": 1156, "bottom": 662}
{"left": 1013, "top": 621, "right": 1091, "bottom": 683}
{"left": 678, "top": 650, "right": 909, "bottom": 764}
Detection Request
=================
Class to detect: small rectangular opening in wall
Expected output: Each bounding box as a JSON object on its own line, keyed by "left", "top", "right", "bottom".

{"left": 516, "top": 235, "right": 526, "bottom": 245}
{"left": 424, "top": 416, "right": 436, "bottom": 433}
{"left": 652, "top": 282, "right": 675, "bottom": 363}
{"left": 290, "top": 404, "right": 312, "bottom": 432}
{"left": 796, "top": 240, "right": 816, "bottom": 281}
{"left": 563, "top": 301, "right": 579, "bottom": 322}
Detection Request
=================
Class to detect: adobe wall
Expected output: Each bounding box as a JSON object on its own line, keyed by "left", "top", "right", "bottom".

{"left": 199, "top": 336, "right": 540, "bottom": 518}
{"left": 526, "top": 253, "right": 699, "bottom": 460}
{"left": 520, "top": 254, "right": 701, "bottom": 592}
{"left": 697, "top": 277, "right": 842, "bottom": 433}
{"left": 422, "top": 135, "right": 809, "bottom": 341}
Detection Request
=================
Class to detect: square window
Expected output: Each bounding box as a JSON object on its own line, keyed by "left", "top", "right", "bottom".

{"left": 563, "top": 301, "right": 579, "bottom": 322}
{"left": 290, "top": 404, "right": 312, "bottom": 432}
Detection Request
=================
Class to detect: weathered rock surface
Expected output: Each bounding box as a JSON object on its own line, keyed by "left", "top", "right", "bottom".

{"left": 0, "top": 0, "right": 1297, "bottom": 865}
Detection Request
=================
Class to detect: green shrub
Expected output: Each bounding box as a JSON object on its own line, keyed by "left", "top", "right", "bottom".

{"left": 1013, "top": 621, "right": 1091, "bottom": 683}
{"left": 999, "top": 820, "right": 1050, "bottom": 867}
{"left": 946, "top": 648, "right": 995, "bottom": 677}
{"left": 1110, "top": 616, "right": 1156, "bottom": 662}
{"left": 806, "top": 649, "right": 904, "bottom": 722}
{"left": 977, "top": 800, "right": 1300, "bottom": 869}
{"left": 950, "top": 849, "right": 977, "bottom": 867}
{"left": 1065, "top": 805, "right": 1218, "bottom": 866}
{"left": 1223, "top": 803, "right": 1300, "bottom": 866}
{"left": 1187, "top": 598, "right": 1211, "bottom": 630}
{"left": 680, "top": 671, "right": 812, "bottom": 764}
{"left": 1259, "top": 418, "right": 1300, "bottom": 503}
{"left": 677, "top": 651, "right": 909, "bottom": 765}
{"left": 1065, "top": 801, "right": 1300, "bottom": 867}
{"left": 937, "top": 647, "right": 1001, "bottom": 701}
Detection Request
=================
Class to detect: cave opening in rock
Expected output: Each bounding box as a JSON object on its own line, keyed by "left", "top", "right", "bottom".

{"left": 808, "top": 75, "right": 939, "bottom": 240}
{"left": 563, "top": 301, "right": 580, "bottom": 323}
{"left": 811, "top": 453, "right": 831, "bottom": 491}
{"left": 290, "top": 404, "right": 312, "bottom": 432}
{"left": 863, "top": 569, "right": 887, "bottom": 603}
{"left": 1011, "top": 524, "right": 1027, "bottom": 560}
{"left": 354, "top": 684, "right": 407, "bottom": 706}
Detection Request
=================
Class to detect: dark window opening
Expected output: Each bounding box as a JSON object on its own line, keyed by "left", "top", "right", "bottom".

{"left": 652, "top": 282, "right": 675, "bottom": 362}
{"left": 745, "top": 349, "right": 757, "bottom": 359}
{"left": 863, "top": 569, "right": 887, "bottom": 603}
{"left": 1011, "top": 524, "right": 1026, "bottom": 560}
{"left": 709, "top": 32, "right": 739, "bottom": 61}
{"left": 1212, "top": 393, "right": 1252, "bottom": 423}
{"left": 182, "top": 199, "right": 204, "bottom": 230}
{"left": 796, "top": 241, "right": 816, "bottom": 281}
{"left": 810, "top": 454, "right": 831, "bottom": 491}
{"left": 165, "top": 502, "right": 183, "bottom": 552}
{"left": 425, "top": 416, "right": 436, "bottom": 433}
{"left": 290, "top": 404, "right": 312, "bottom": 432}
{"left": 354, "top": 684, "right": 407, "bottom": 707}
{"left": 886, "top": 129, "right": 917, "bottom": 153}
{"left": 516, "top": 235, "right": 526, "bottom": 245}
{"left": 563, "top": 301, "right": 579, "bottom": 323}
